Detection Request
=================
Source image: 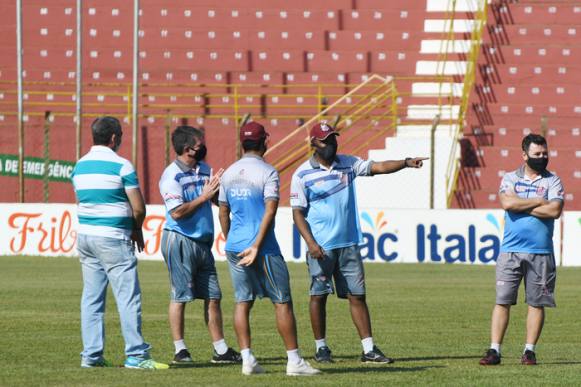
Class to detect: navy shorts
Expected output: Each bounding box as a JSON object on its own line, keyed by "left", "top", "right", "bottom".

{"left": 307, "top": 245, "right": 366, "bottom": 299}
{"left": 161, "top": 230, "right": 222, "bottom": 302}
{"left": 226, "top": 251, "right": 292, "bottom": 304}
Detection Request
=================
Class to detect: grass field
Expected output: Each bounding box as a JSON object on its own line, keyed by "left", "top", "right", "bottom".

{"left": 2, "top": 256, "right": 581, "bottom": 386}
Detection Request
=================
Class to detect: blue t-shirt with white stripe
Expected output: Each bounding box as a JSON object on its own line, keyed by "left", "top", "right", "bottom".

{"left": 72, "top": 146, "right": 139, "bottom": 240}
{"left": 499, "top": 166, "right": 564, "bottom": 254}
{"left": 290, "top": 155, "right": 373, "bottom": 250}
{"left": 159, "top": 159, "right": 214, "bottom": 242}
{"left": 219, "top": 154, "right": 281, "bottom": 255}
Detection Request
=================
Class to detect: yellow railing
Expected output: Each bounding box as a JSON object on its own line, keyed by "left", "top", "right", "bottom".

{"left": 443, "top": 0, "right": 488, "bottom": 207}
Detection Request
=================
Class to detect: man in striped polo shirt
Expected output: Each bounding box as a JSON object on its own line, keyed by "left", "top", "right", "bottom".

{"left": 72, "top": 116, "right": 167, "bottom": 370}
{"left": 291, "top": 122, "right": 427, "bottom": 364}
{"left": 158, "top": 126, "right": 240, "bottom": 365}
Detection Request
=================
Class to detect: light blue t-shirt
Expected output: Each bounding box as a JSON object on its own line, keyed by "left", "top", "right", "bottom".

{"left": 219, "top": 154, "right": 281, "bottom": 255}
{"left": 290, "top": 155, "right": 373, "bottom": 250}
{"left": 499, "top": 165, "right": 564, "bottom": 254}
{"left": 159, "top": 159, "right": 214, "bottom": 243}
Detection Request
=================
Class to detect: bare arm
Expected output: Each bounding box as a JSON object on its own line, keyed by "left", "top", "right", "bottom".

{"left": 292, "top": 208, "right": 325, "bottom": 260}
{"left": 370, "top": 157, "right": 428, "bottom": 175}
{"left": 126, "top": 188, "right": 146, "bottom": 252}
{"left": 170, "top": 169, "right": 223, "bottom": 220}
{"left": 237, "top": 199, "right": 278, "bottom": 266}
{"left": 499, "top": 192, "right": 547, "bottom": 213}
{"left": 528, "top": 200, "right": 563, "bottom": 219}
{"left": 218, "top": 203, "right": 231, "bottom": 239}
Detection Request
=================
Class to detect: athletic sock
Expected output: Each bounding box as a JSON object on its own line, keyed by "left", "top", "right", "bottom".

{"left": 174, "top": 339, "right": 187, "bottom": 354}
{"left": 213, "top": 339, "right": 228, "bottom": 355}
{"left": 315, "top": 338, "right": 327, "bottom": 351}
{"left": 361, "top": 337, "right": 374, "bottom": 354}
{"left": 287, "top": 349, "right": 301, "bottom": 365}
{"left": 241, "top": 348, "right": 255, "bottom": 364}
{"left": 490, "top": 343, "right": 501, "bottom": 354}
{"left": 524, "top": 343, "right": 536, "bottom": 353}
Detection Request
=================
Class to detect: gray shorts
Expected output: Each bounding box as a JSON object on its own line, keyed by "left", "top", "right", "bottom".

{"left": 307, "top": 245, "right": 366, "bottom": 299}
{"left": 496, "top": 252, "right": 556, "bottom": 307}
{"left": 226, "top": 251, "right": 292, "bottom": 304}
{"left": 161, "top": 230, "right": 222, "bottom": 302}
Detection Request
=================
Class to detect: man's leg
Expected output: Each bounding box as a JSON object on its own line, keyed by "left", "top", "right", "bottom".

{"left": 309, "top": 295, "right": 328, "bottom": 341}
{"left": 78, "top": 236, "right": 109, "bottom": 366}
{"left": 105, "top": 240, "right": 150, "bottom": 359}
{"left": 347, "top": 294, "right": 372, "bottom": 340}
{"left": 526, "top": 306, "right": 545, "bottom": 345}
{"left": 233, "top": 301, "right": 253, "bottom": 352}
{"left": 169, "top": 302, "right": 186, "bottom": 342}
{"left": 274, "top": 302, "right": 299, "bottom": 350}
{"left": 204, "top": 299, "right": 224, "bottom": 342}
{"left": 491, "top": 304, "right": 511, "bottom": 345}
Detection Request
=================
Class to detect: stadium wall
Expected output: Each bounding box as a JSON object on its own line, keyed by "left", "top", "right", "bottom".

{"left": 2, "top": 204, "right": 578, "bottom": 266}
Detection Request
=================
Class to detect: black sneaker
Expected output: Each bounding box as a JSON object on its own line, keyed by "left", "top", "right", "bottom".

{"left": 173, "top": 349, "right": 193, "bottom": 364}
{"left": 521, "top": 350, "right": 537, "bottom": 365}
{"left": 361, "top": 346, "right": 394, "bottom": 364}
{"left": 314, "top": 346, "right": 333, "bottom": 363}
{"left": 211, "top": 347, "right": 242, "bottom": 364}
{"left": 479, "top": 349, "right": 501, "bottom": 366}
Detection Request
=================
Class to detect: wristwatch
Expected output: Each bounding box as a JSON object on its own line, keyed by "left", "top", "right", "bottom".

{"left": 404, "top": 157, "right": 412, "bottom": 167}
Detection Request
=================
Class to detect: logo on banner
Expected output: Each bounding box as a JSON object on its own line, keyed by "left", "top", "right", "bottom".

{"left": 416, "top": 213, "right": 502, "bottom": 264}
{"left": 359, "top": 211, "right": 397, "bottom": 261}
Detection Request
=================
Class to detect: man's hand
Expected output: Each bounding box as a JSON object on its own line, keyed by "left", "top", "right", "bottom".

{"left": 405, "top": 157, "right": 429, "bottom": 168}
{"left": 237, "top": 245, "right": 259, "bottom": 266}
{"left": 307, "top": 242, "right": 325, "bottom": 260}
{"left": 202, "top": 168, "right": 224, "bottom": 201}
{"left": 131, "top": 229, "right": 145, "bottom": 253}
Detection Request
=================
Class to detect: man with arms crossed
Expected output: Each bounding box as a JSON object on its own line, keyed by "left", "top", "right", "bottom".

{"left": 480, "top": 134, "right": 564, "bottom": 366}
{"left": 219, "top": 122, "right": 320, "bottom": 376}
{"left": 72, "top": 116, "right": 167, "bottom": 369}
{"left": 158, "top": 126, "right": 240, "bottom": 364}
{"left": 291, "top": 122, "right": 427, "bottom": 363}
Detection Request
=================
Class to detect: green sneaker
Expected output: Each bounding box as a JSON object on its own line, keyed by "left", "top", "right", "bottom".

{"left": 81, "top": 358, "right": 112, "bottom": 368}
{"left": 124, "top": 357, "right": 169, "bottom": 370}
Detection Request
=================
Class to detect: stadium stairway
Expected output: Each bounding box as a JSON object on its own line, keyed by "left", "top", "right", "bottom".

{"left": 452, "top": 0, "right": 581, "bottom": 210}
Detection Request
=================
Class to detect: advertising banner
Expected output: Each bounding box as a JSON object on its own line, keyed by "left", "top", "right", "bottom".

{"left": 562, "top": 211, "right": 581, "bottom": 266}
{"left": 0, "top": 154, "right": 74, "bottom": 182}
{"left": 0, "top": 204, "right": 566, "bottom": 265}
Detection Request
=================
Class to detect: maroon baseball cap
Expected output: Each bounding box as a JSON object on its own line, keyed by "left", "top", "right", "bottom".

{"left": 240, "top": 122, "right": 269, "bottom": 142}
{"left": 310, "top": 122, "right": 339, "bottom": 141}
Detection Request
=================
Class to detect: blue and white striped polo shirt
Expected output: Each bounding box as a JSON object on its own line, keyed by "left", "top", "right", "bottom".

{"left": 290, "top": 155, "right": 373, "bottom": 250}
{"left": 219, "top": 154, "right": 281, "bottom": 255}
{"left": 499, "top": 165, "right": 564, "bottom": 254}
{"left": 159, "top": 159, "right": 214, "bottom": 242}
{"left": 72, "top": 146, "right": 139, "bottom": 240}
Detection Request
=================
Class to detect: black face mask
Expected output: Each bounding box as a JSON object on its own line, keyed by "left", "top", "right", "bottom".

{"left": 194, "top": 145, "right": 207, "bottom": 162}
{"left": 315, "top": 143, "right": 337, "bottom": 161}
{"left": 526, "top": 156, "right": 548, "bottom": 173}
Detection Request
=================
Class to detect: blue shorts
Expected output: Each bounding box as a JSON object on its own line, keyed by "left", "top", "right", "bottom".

{"left": 307, "top": 245, "right": 366, "bottom": 299}
{"left": 226, "top": 251, "right": 292, "bottom": 304}
{"left": 161, "top": 230, "right": 222, "bottom": 302}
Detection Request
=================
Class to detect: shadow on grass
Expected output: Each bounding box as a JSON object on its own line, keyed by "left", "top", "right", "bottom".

{"left": 397, "top": 355, "right": 482, "bottom": 362}
{"left": 323, "top": 365, "right": 445, "bottom": 374}
{"left": 540, "top": 361, "right": 581, "bottom": 365}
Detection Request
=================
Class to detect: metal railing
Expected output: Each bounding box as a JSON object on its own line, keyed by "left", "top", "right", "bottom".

{"left": 442, "top": 0, "right": 488, "bottom": 207}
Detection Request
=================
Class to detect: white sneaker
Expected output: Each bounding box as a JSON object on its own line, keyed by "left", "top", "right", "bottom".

{"left": 242, "top": 359, "right": 265, "bottom": 375}
{"left": 286, "top": 358, "right": 322, "bottom": 376}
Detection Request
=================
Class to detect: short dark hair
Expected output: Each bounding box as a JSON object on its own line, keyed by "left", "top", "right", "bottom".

{"left": 172, "top": 126, "right": 204, "bottom": 155}
{"left": 92, "top": 116, "right": 122, "bottom": 145}
{"left": 242, "top": 138, "right": 265, "bottom": 152}
{"left": 521, "top": 134, "right": 547, "bottom": 152}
